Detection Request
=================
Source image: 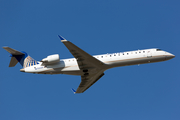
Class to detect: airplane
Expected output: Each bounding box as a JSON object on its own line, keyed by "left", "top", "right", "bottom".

{"left": 3, "top": 35, "right": 175, "bottom": 93}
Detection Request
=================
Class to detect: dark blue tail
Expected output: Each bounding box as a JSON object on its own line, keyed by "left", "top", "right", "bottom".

{"left": 3, "top": 47, "right": 38, "bottom": 68}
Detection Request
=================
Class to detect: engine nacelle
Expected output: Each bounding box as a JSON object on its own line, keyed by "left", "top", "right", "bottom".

{"left": 41, "top": 54, "right": 60, "bottom": 64}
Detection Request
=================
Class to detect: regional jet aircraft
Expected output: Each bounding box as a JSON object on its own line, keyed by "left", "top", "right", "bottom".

{"left": 3, "top": 35, "right": 175, "bottom": 93}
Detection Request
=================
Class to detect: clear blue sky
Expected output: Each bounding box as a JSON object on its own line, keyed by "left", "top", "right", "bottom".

{"left": 1, "top": 0, "right": 179, "bottom": 120}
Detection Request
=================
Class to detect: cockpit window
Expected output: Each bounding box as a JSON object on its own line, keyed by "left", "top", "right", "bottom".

{"left": 156, "top": 49, "right": 162, "bottom": 51}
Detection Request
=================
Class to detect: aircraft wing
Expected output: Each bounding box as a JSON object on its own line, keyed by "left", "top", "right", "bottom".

{"left": 59, "top": 35, "right": 105, "bottom": 93}
{"left": 60, "top": 36, "right": 104, "bottom": 69}
{"left": 76, "top": 70, "right": 104, "bottom": 93}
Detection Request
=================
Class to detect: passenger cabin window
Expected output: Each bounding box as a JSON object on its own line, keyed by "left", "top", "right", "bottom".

{"left": 143, "top": 51, "right": 145, "bottom": 53}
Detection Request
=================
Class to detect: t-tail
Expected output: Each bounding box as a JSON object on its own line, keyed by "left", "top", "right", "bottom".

{"left": 3, "top": 47, "right": 39, "bottom": 68}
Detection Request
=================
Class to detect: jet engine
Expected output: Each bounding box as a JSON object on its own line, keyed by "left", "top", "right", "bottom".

{"left": 41, "top": 54, "right": 60, "bottom": 64}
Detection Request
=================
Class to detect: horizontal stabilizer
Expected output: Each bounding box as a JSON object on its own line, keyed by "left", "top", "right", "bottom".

{"left": 2, "top": 47, "right": 24, "bottom": 55}
{"left": 9, "top": 57, "right": 18, "bottom": 67}
{"left": 2, "top": 46, "right": 29, "bottom": 67}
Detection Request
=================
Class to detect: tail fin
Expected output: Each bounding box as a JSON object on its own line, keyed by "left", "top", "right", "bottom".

{"left": 3, "top": 47, "right": 38, "bottom": 68}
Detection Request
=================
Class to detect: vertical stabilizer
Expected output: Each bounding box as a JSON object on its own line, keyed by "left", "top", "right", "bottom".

{"left": 22, "top": 55, "right": 39, "bottom": 68}
{"left": 3, "top": 47, "right": 38, "bottom": 68}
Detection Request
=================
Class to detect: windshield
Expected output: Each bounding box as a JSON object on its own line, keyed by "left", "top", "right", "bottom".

{"left": 156, "top": 49, "right": 163, "bottom": 51}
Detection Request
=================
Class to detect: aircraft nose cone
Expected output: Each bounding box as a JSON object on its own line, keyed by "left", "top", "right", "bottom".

{"left": 166, "top": 52, "right": 175, "bottom": 60}
{"left": 169, "top": 54, "right": 175, "bottom": 59}
{"left": 171, "top": 54, "right": 175, "bottom": 58}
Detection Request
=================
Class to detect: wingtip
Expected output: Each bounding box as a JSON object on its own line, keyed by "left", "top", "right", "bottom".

{"left": 71, "top": 88, "right": 76, "bottom": 94}
{"left": 58, "top": 35, "right": 64, "bottom": 40}
{"left": 58, "top": 35, "right": 67, "bottom": 42}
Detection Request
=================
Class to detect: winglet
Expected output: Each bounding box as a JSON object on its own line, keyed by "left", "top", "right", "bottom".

{"left": 71, "top": 88, "right": 76, "bottom": 94}
{"left": 58, "top": 35, "right": 67, "bottom": 42}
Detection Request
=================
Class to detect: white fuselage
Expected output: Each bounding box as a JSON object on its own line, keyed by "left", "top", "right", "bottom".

{"left": 22, "top": 48, "right": 175, "bottom": 75}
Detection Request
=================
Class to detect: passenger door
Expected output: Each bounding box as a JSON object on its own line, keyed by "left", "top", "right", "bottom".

{"left": 147, "top": 51, "right": 152, "bottom": 58}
